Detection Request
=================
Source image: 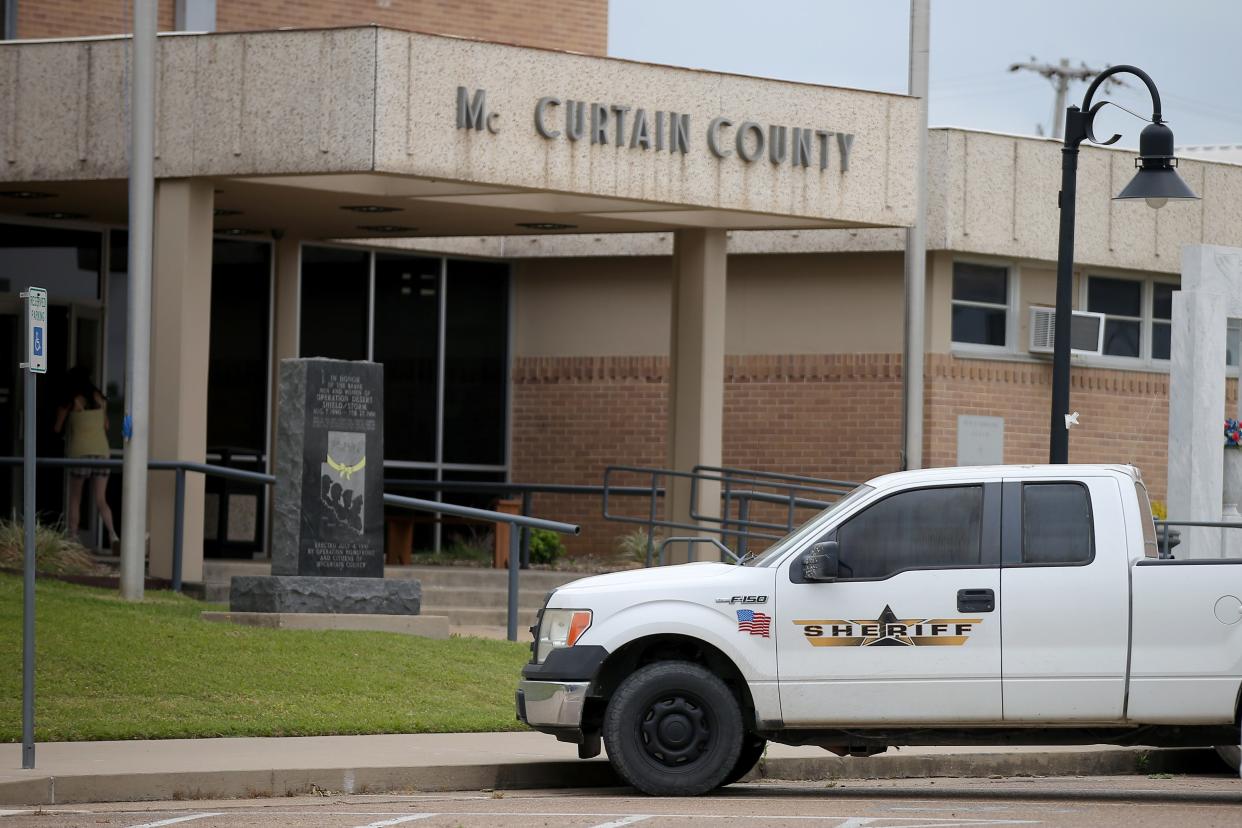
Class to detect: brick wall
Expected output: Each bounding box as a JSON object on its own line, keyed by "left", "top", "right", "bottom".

{"left": 511, "top": 353, "right": 906, "bottom": 560}
{"left": 15, "top": 0, "right": 608, "bottom": 55}
{"left": 17, "top": 1, "right": 175, "bottom": 39}
{"left": 513, "top": 352, "right": 1210, "bottom": 561}
{"left": 922, "top": 354, "right": 1203, "bottom": 506}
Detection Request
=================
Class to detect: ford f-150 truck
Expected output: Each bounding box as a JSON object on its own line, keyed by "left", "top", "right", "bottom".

{"left": 515, "top": 464, "right": 1242, "bottom": 795}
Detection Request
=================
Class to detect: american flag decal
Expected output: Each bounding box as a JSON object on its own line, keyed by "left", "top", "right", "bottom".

{"left": 736, "top": 609, "right": 771, "bottom": 638}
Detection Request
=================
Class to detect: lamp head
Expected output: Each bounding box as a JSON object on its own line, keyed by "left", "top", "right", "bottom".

{"left": 1114, "top": 121, "right": 1199, "bottom": 209}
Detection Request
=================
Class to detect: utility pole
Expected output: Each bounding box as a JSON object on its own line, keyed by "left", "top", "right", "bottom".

{"left": 1009, "top": 57, "right": 1124, "bottom": 140}
{"left": 902, "top": 0, "right": 929, "bottom": 471}
{"left": 121, "top": 0, "right": 157, "bottom": 601}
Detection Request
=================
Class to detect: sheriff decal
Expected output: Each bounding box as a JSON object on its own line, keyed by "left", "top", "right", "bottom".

{"left": 795, "top": 604, "right": 981, "bottom": 647}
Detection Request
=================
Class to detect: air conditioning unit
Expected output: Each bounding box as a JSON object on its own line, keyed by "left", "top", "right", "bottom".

{"left": 1029, "top": 307, "right": 1106, "bottom": 355}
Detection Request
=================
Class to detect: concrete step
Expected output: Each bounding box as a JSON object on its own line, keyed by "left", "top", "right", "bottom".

{"left": 419, "top": 584, "right": 549, "bottom": 611}
{"left": 200, "top": 561, "right": 594, "bottom": 610}
{"left": 437, "top": 606, "right": 542, "bottom": 628}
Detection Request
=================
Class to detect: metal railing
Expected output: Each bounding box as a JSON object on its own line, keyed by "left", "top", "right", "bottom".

{"left": 1154, "top": 519, "right": 1242, "bottom": 559}
{"left": 383, "top": 492, "right": 578, "bottom": 640}
{"left": 381, "top": 476, "right": 656, "bottom": 568}
{"left": 603, "top": 464, "right": 857, "bottom": 566}
{"left": 0, "top": 456, "right": 276, "bottom": 591}
{"left": 0, "top": 456, "right": 580, "bottom": 641}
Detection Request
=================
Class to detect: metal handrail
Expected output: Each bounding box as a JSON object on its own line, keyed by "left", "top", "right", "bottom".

{"left": 1153, "top": 519, "right": 1242, "bottom": 559}
{"left": 603, "top": 463, "right": 851, "bottom": 566}
{"left": 0, "top": 456, "right": 580, "bottom": 641}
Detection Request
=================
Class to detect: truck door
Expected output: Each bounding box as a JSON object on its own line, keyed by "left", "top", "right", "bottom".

{"left": 775, "top": 482, "right": 1003, "bottom": 725}
{"left": 1000, "top": 476, "right": 1129, "bottom": 722}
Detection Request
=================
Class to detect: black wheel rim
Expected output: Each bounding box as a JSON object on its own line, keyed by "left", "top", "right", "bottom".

{"left": 638, "top": 693, "right": 712, "bottom": 767}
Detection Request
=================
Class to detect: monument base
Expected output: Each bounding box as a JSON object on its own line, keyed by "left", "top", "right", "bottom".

{"left": 201, "top": 611, "right": 448, "bottom": 639}
{"left": 229, "top": 575, "right": 422, "bottom": 615}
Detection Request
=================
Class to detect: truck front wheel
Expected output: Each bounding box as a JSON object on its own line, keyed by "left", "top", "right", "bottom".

{"left": 602, "top": 660, "right": 743, "bottom": 796}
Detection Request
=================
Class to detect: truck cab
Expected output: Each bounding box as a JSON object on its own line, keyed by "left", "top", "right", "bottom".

{"left": 516, "top": 464, "right": 1242, "bottom": 795}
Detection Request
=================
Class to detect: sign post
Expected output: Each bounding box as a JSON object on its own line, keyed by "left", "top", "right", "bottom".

{"left": 20, "top": 285, "right": 45, "bottom": 770}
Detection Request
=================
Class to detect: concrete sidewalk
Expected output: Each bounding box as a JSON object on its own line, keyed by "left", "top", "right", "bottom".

{"left": 0, "top": 731, "right": 1226, "bottom": 806}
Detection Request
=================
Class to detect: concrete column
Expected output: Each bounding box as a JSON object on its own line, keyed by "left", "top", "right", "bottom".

{"left": 666, "top": 229, "right": 727, "bottom": 563}
{"left": 148, "top": 178, "right": 214, "bottom": 582}
{"left": 266, "top": 235, "right": 301, "bottom": 555}
{"left": 1168, "top": 289, "right": 1226, "bottom": 559}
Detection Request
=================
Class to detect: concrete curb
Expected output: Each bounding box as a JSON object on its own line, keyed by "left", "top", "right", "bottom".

{"left": 0, "top": 747, "right": 1228, "bottom": 806}
{"left": 748, "top": 746, "right": 1226, "bottom": 783}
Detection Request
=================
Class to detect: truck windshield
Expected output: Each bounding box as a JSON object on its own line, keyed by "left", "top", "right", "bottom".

{"left": 745, "top": 484, "right": 874, "bottom": 567}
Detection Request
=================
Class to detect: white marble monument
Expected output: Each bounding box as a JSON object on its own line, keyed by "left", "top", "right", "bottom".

{"left": 1167, "top": 244, "right": 1242, "bottom": 559}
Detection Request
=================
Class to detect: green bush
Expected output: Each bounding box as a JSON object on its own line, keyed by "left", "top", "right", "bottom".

{"left": 615, "top": 528, "right": 660, "bottom": 564}
{"left": 528, "top": 528, "right": 566, "bottom": 565}
{"left": 0, "top": 519, "right": 97, "bottom": 575}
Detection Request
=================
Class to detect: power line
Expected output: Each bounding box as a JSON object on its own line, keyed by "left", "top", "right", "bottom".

{"left": 1009, "top": 57, "right": 1125, "bottom": 139}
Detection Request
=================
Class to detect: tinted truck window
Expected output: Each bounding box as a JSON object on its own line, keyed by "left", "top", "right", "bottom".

{"left": 837, "top": 486, "right": 983, "bottom": 579}
{"left": 1022, "top": 483, "right": 1093, "bottom": 565}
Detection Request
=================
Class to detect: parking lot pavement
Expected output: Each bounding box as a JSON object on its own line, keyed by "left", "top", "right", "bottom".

{"left": 1, "top": 776, "right": 1239, "bottom": 828}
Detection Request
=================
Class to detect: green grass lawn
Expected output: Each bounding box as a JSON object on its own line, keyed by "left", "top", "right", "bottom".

{"left": 0, "top": 574, "right": 531, "bottom": 742}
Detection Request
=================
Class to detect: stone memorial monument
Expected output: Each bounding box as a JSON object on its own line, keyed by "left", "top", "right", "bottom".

{"left": 230, "top": 358, "right": 422, "bottom": 614}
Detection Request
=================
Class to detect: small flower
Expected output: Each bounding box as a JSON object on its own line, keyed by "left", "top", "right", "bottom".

{"left": 1226, "top": 419, "right": 1242, "bottom": 448}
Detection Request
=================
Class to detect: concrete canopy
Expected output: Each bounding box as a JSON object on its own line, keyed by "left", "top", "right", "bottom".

{"left": 0, "top": 27, "right": 918, "bottom": 238}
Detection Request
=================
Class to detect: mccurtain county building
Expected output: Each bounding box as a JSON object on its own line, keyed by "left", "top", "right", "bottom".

{"left": 2, "top": 0, "right": 1241, "bottom": 583}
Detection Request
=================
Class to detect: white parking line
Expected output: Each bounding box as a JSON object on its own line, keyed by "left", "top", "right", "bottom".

{"left": 587, "top": 817, "right": 653, "bottom": 828}
{"left": 125, "top": 815, "right": 224, "bottom": 828}
{"left": 351, "top": 815, "right": 438, "bottom": 828}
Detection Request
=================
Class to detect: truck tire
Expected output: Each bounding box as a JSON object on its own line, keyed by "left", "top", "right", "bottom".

{"left": 1217, "top": 744, "right": 1240, "bottom": 772}
{"left": 720, "top": 735, "right": 767, "bottom": 786}
{"left": 602, "top": 660, "right": 743, "bottom": 796}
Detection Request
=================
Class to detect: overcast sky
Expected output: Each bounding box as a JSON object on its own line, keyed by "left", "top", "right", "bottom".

{"left": 608, "top": 0, "right": 1242, "bottom": 149}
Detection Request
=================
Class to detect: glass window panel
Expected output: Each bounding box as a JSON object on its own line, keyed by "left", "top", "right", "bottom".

{"left": 1102, "top": 319, "right": 1140, "bottom": 357}
{"left": 952, "top": 263, "right": 1007, "bottom": 304}
{"left": 1152, "top": 322, "right": 1171, "bottom": 361}
{"left": 1022, "top": 483, "right": 1093, "bottom": 565}
{"left": 207, "top": 240, "right": 271, "bottom": 455}
{"left": 1152, "top": 283, "right": 1174, "bottom": 320}
{"left": 442, "top": 259, "right": 509, "bottom": 466}
{"left": 1228, "top": 320, "right": 1241, "bottom": 368}
{"left": 299, "top": 246, "right": 368, "bottom": 361}
{"left": 0, "top": 222, "right": 101, "bottom": 301}
{"left": 1088, "top": 277, "right": 1142, "bottom": 317}
{"left": 952, "top": 305, "right": 1006, "bottom": 346}
{"left": 836, "top": 486, "right": 982, "bottom": 580}
{"left": 372, "top": 253, "right": 440, "bottom": 462}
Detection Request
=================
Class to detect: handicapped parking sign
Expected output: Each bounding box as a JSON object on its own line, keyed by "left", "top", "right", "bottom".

{"left": 24, "top": 287, "right": 46, "bottom": 374}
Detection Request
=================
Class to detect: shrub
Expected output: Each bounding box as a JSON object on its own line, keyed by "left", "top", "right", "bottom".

{"left": 0, "top": 519, "right": 97, "bottom": 576}
{"left": 527, "top": 528, "right": 566, "bottom": 565}
{"left": 615, "top": 528, "right": 660, "bottom": 565}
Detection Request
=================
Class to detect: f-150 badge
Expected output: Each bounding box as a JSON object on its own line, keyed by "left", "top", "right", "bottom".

{"left": 795, "top": 604, "right": 980, "bottom": 647}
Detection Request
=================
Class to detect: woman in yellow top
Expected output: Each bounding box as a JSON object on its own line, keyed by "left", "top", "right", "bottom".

{"left": 53, "top": 366, "right": 119, "bottom": 548}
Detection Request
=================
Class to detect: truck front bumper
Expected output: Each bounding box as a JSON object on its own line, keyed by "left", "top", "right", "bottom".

{"left": 516, "top": 679, "right": 589, "bottom": 729}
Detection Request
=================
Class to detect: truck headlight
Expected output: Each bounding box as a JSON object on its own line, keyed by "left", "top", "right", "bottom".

{"left": 535, "top": 608, "right": 592, "bottom": 663}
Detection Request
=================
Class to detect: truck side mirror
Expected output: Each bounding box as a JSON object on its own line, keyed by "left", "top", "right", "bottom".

{"left": 803, "top": 541, "right": 840, "bottom": 582}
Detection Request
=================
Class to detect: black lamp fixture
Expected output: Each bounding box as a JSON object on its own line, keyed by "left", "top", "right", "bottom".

{"left": 1048, "top": 65, "right": 1198, "bottom": 464}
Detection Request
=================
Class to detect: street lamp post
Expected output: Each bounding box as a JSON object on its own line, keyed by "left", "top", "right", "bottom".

{"left": 1049, "top": 65, "right": 1198, "bottom": 464}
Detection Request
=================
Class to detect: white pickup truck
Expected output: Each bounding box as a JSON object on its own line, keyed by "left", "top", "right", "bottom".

{"left": 516, "top": 464, "right": 1242, "bottom": 795}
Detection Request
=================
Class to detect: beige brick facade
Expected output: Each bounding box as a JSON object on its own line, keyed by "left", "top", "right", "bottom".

{"left": 14, "top": 0, "right": 608, "bottom": 55}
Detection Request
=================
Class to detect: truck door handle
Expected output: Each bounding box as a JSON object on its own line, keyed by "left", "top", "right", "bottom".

{"left": 957, "top": 588, "right": 995, "bottom": 613}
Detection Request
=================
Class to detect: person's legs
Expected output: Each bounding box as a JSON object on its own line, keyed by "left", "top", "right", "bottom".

{"left": 91, "top": 474, "right": 118, "bottom": 543}
{"left": 66, "top": 474, "right": 85, "bottom": 537}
